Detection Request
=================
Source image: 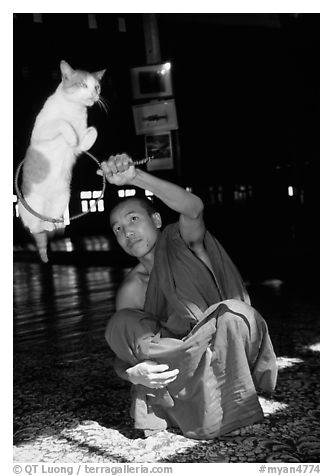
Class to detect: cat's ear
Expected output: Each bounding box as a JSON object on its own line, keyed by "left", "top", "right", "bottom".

{"left": 60, "top": 60, "right": 75, "bottom": 80}
{"left": 94, "top": 69, "right": 106, "bottom": 82}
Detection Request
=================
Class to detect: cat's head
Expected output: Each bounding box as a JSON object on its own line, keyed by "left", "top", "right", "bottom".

{"left": 59, "top": 60, "right": 106, "bottom": 107}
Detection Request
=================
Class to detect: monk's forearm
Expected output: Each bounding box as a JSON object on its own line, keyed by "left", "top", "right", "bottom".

{"left": 130, "top": 169, "right": 203, "bottom": 219}
{"left": 113, "top": 357, "right": 144, "bottom": 385}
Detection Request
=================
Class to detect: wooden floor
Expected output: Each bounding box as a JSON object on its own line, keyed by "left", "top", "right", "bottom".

{"left": 13, "top": 257, "right": 320, "bottom": 463}
{"left": 13, "top": 261, "right": 130, "bottom": 357}
{"left": 13, "top": 256, "right": 319, "bottom": 357}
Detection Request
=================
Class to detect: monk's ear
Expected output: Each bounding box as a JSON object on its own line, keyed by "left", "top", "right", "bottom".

{"left": 152, "top": 212, "right": 162, "bottom": 229}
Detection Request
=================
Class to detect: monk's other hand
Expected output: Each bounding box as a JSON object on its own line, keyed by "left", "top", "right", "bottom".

{"left": 97, "top": 153, "right": 137, "bottom": 186}
{"left": 126, "top": 360, "right": 179, "bottom": 389}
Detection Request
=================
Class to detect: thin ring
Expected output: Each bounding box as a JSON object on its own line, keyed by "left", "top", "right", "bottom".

{"left": 15, "top": 152, "right": 153, "bottom": 224}
{"left": 14, "top": 150, "right": 106, "bottom": 224}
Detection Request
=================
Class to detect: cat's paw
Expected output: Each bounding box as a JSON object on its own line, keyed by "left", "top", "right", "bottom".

{"left": 79, "top": 127, "right": 98, "bottom": 151}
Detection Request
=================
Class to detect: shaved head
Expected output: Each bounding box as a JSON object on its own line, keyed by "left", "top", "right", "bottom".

{"left": 110, "top": 197, "right": 156, "bottom": 224}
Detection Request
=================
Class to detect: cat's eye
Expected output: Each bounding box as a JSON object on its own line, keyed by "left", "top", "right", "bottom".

{"left": 77, "top": 82, "right": 87, "bottom": 88}
{"left": 95, "top": 85, "right": 100, "bottom": 93}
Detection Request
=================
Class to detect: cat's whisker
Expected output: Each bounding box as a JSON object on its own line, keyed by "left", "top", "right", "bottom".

{"left": 99, "top": 102, "right": 107, "bottom": 115}
{"left": 100, "top": 94, "right": 111, "bottom": 106}
{"left": 97, "top": 97, "right": 109, "bottom": 115}
{"left": 101, "top": 96, "right": 110, "bottom": 112}
{"left": 101, "top": 95, "right": 111, "bottom": 109}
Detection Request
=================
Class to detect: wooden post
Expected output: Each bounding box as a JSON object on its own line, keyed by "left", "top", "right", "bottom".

{"left": 142, "top": 14, "right": 161, "bottom": 65}
{"left": 141, "top": 14, "right": 182, "bottom": 180}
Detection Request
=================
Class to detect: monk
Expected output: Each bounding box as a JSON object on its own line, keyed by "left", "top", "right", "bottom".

{"left": 101, "top": 153, "right": 277, "bottom": 439}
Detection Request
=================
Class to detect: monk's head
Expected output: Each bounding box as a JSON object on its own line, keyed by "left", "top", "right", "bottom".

{"left": 110, "top": 197, "right": 162, "bottom": 258}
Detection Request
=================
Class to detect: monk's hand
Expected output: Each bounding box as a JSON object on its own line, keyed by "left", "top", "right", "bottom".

{"left": 126, "top": 360, "right": 179, "bottom": 389}
{"left": 97, "top": 153, "right": 136, "bottom": 186}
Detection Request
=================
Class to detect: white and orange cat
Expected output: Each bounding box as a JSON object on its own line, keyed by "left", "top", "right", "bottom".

{"left": 18, "top": 60, "right": 106, "bottom": 263}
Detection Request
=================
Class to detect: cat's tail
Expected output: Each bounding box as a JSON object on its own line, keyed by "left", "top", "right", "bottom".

{"left": 33, "top": 231, "right": 49, "bottom": 263}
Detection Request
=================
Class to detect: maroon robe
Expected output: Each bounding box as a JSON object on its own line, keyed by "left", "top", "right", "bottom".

{"left": 105, "top": 223, "right": 277, "bottom": 439}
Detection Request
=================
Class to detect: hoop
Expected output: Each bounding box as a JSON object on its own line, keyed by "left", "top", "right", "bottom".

{"left": 14, "top": 152, "right": 152, "bottom": 224}
{"left": 14, "top": 151, "right": 106, "bottom": 224}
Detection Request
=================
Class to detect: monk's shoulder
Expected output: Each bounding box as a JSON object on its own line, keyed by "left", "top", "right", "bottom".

{"left": 125, "top": 262, "right": 150, "bottom": 285}
{"left": 115, "top": 264, "right": 148, "bottom": 311}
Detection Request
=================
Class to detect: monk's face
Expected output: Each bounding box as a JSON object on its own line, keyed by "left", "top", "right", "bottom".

{"left": 110, "top": 199, "right": 162, "bottom": 258}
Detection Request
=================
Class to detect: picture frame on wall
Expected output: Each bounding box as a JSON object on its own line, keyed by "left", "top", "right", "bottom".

{"left": 132, "top": 99, "right": 178, "bottom": 135}
{"left": 131, "top": 62, "right": 173, "bottom": 100}
{"left": 145, "top": 132, "right": 173, "bottom": 171}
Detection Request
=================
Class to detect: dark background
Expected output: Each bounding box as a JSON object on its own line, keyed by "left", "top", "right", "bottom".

{"left": 13, "top": 13, "right": 319, "bottom": 282}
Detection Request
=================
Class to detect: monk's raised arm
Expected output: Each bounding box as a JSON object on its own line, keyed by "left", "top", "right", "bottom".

{"left": 98, "top": 153, "right": 206, "bottom": 248}
{"left": 132, "top": 168, "right": 206, "bottom": 248}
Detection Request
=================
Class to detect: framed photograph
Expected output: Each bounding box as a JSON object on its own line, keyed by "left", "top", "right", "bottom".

{"left": 145, "top": 132, "right": 174, "bottom": 171}
{"left": 131, "top": 63, "right": 173, "bottom": 100}
{"left": 132, "top": 99, "right": 178, "bottom": 135}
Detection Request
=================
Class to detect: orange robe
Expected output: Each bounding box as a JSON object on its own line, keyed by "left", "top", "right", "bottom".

{"left": 105, "top": 224, "right": 277, "bottom": 439}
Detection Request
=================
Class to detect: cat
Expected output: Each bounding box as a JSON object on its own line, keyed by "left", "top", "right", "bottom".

{"left": 18, "top": 60, "right": 106, "bottom": 263}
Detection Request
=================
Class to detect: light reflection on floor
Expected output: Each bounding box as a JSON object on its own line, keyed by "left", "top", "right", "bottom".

{"left": 13, "top": 261, "right": 130, "bottom": 356}
{"left": 14, "top": 236, "right": 112, "bottom": 253}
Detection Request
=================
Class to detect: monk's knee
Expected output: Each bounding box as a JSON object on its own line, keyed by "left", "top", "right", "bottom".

{"left": 221, "top": 299, "right": 260, "bottom": 324}
{"left": 217, "top": 299, "right": 267, "bottom": 345}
